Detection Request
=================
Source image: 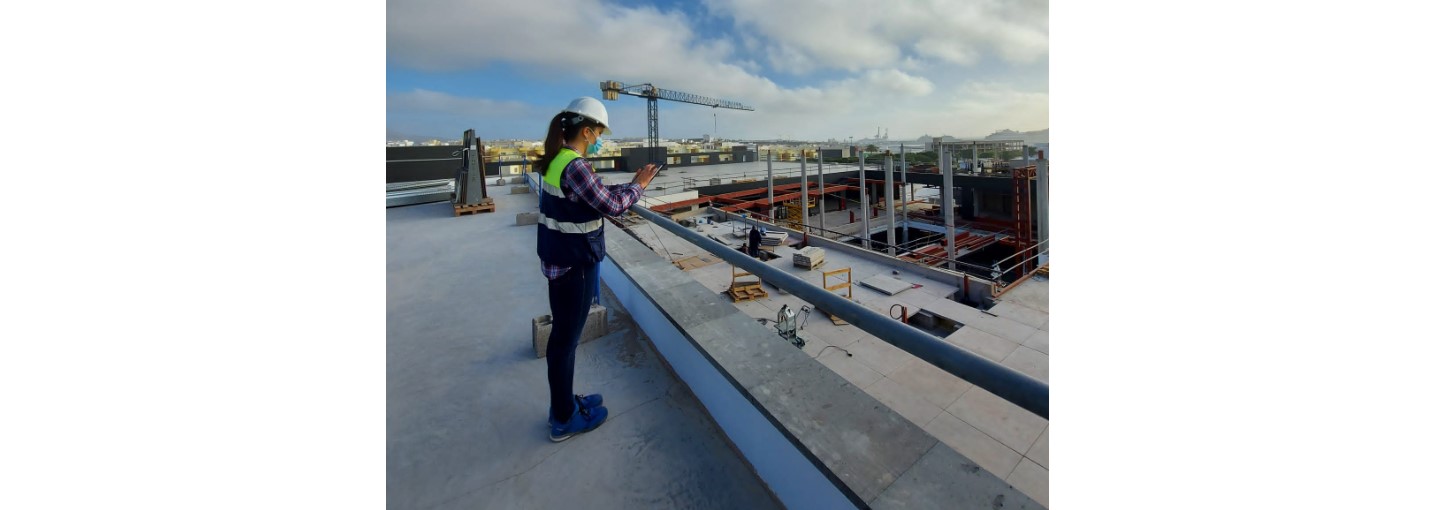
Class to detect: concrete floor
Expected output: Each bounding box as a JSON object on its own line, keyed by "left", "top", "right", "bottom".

{"left": 629, "top": 214, "right": 1052, "bottom": 507}
{"left": 387, "top": 191, "right": 780, "bottom": 509}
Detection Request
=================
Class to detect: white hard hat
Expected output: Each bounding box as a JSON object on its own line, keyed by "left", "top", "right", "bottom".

{"left": 562, "top": 97, "right": 611, "bottom": 134}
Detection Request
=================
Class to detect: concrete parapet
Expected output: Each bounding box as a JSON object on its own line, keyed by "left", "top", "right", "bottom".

{"left": 516, "top": 211, "right": 539, "bottom": 226}
{"left": 510, "top": 185, "right": 531, "bottom": 194}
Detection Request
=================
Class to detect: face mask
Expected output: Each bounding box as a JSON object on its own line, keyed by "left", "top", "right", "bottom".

{"left": 586, "top": 135, "right": 603, "bottom": 156}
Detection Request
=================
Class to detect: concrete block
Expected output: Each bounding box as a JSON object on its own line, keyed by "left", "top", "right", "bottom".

{"left": 516, "top": 211, "right": 539, "bottom": 226}
{"left": 510, "top": 185, "right": 531, "bottom": 194}
{"left": 859, "top": 275, "right": 913, "bottom": 296}
{"left": 532, "top": 305, "right": 609, "bottom": 358}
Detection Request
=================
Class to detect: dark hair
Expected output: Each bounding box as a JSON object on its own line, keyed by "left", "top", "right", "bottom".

{"left": 536, "top": 111, "right": 603, "bottom": 175}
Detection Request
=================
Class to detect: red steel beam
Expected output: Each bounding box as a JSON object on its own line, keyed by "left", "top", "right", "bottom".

{"left": 715, "top": 185, "right": 860, "bottom": 212}
{"left": 649, "top": 196, "right": 713, "bottom": 212}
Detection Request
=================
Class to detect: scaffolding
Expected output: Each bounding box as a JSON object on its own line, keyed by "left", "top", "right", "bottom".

{"left": 781, "top": 199, "right": 811, "bottom": 231}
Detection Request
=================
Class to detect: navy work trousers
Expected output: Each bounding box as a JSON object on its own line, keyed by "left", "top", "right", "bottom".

{"left": 546, "top": 262, "right": 599, "bottom": 423}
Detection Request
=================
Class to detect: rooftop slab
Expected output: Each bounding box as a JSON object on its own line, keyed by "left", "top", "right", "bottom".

{"left": 626, "top": 206, "right": 1052, "bottom": 507}
{"left": 387, "top": 192, "right": 779, "bottom": 509}
{"left": 602, "top": 215, "right": 1042, "bottom": 508}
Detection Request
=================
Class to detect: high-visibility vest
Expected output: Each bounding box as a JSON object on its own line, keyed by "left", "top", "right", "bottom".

{"left": 536, "top": 148, "right": 606, "bottom": 267}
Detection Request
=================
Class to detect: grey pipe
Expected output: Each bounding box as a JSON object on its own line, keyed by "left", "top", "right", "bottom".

{"left": 627, "top": 205, "right": 1049, "bottom": 419}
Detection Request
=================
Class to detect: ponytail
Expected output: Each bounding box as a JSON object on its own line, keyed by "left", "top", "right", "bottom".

{"left": 536, "top": 111, "right": 603, "bottom": 175}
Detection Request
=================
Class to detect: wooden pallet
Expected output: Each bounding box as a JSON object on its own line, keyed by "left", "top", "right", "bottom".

{"left": 673, "top": 254, "right": 719, "bottom": 271}
{"left": 454, "top": 198, "right": 496, "bottom": 217}
{"left": 728, "top": 265, "right": 768, "bottom": 302}
{"left": 728, "top": 283, "right": 768, "bottom": 302}
{"left": 822, "top": 268, "right": 853, "bottom": 325}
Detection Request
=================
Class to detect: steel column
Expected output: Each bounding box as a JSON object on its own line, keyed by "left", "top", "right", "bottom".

{"left": 647, "top": 97, "right": 659, "bottom": 165}
{"left": 884, "top": 151, "right": 896, "bottom": 256}
{"left": 942, "top": 146, "right": 955, "bottom": 271}
{"left": 900, "top": 144, "right": 908, "bottom": 246}
{"left": 766, "top": 150, "right": 774, "bottom": 222}
{"left": 800, "top": 150, "right": 809, "bottom": 236}
{"left": 817, "top": 150, "right": 826, "bottom": 234}
{"left": 859, "top": 151, "right": 870, "bottom": 250}
{"left": 1037, "top": 154, "right": 1049, "bottom": 250}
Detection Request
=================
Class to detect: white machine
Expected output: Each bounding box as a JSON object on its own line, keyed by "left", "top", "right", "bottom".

{"left": 775, "top": 304, "right": 805, "bottom": 348}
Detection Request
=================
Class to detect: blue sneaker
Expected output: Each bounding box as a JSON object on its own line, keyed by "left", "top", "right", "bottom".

{"left": 549, "top": 394, "right": 604, "bottom": 428}
{"left": 549, "top": 404, "right": 608, "bottom": 443}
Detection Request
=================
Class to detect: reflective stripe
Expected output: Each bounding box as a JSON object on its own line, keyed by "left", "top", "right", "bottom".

{"left": 540, "top": 179, "right": 566, "bottom": 198}
{"left": 538, "top": 213, "right": 603, "bottom": 234}
{"left": 543, "top": 149, "right": 581, "bottom": 199}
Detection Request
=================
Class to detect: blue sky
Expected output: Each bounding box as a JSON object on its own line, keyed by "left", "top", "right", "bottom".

{"left": 387, "top": 0, "right": 1048, "bottom": 142}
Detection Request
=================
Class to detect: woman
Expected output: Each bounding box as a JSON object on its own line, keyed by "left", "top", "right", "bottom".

{"left": 534, "top": 97, "right": 659, "bottom": 442}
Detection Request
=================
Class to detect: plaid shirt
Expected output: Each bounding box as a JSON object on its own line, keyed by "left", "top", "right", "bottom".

{"left": 540, "top": 151, "right": 644, "bottom": 280}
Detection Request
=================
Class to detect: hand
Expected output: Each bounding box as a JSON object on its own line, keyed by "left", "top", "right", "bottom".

{"left": 632, "top": 164, "right": 659, "bottom": 189}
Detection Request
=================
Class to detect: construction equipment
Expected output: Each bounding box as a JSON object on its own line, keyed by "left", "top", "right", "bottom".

{"left": 728, "top": 265, "right": 768, "bottom": 302}
{"left": 821, "top": 268, "right": 853, "bottom": 325}
{"left": 793, "top": 246, "right": 825, "bottom": 270}
{"left": 452, "top": 129, "right": 494, "bottom": 216}
{"left": 599, "top": 81, "right": 754, "bottom": 164}
{"left": 453, "top": 129, "right": 489, "bottom": 207}
{"left": 775, "top": 305, "right": 804, "bottom": 348}
{"left": 889, "top": 304, "right": 909, "bottom": 324}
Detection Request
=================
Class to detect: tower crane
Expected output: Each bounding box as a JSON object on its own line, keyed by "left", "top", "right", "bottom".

{"left": 599, "top": 81, "right": 754, "bottom": 164}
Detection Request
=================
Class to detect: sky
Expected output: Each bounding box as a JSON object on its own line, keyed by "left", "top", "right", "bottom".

{"left": 387, "top": 0, "right": 1048, "bottom": 142}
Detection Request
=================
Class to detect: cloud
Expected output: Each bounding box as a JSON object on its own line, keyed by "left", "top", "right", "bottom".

{"left": 704, "top": 0, "right": 1048, "bottom": 73}
{"left": 387, "top": 0, "right": 1046, "bottom": 140}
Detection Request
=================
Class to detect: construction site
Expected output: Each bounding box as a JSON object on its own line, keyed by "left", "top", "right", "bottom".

{"left": 387, "top": 82, "right": 1050, "bottom": 509}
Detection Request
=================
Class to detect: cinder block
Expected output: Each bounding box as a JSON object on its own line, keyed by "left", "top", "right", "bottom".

{"left": 510, "top": 185, "right": 531, "bottom": 194}
{"left": 533, "top": 305, "right": 609, "bottom": 358}
{"left": 516, "top": 211, "right": 539, "bottom": 226}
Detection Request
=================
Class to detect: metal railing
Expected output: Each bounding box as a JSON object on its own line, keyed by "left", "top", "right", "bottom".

{"left": 628, "top": 205, "right": 1050, "bottom": 419}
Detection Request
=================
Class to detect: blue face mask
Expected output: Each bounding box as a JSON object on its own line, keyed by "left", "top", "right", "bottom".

{"left": 586, "top": 136, "right": 603, "bottom": 156}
